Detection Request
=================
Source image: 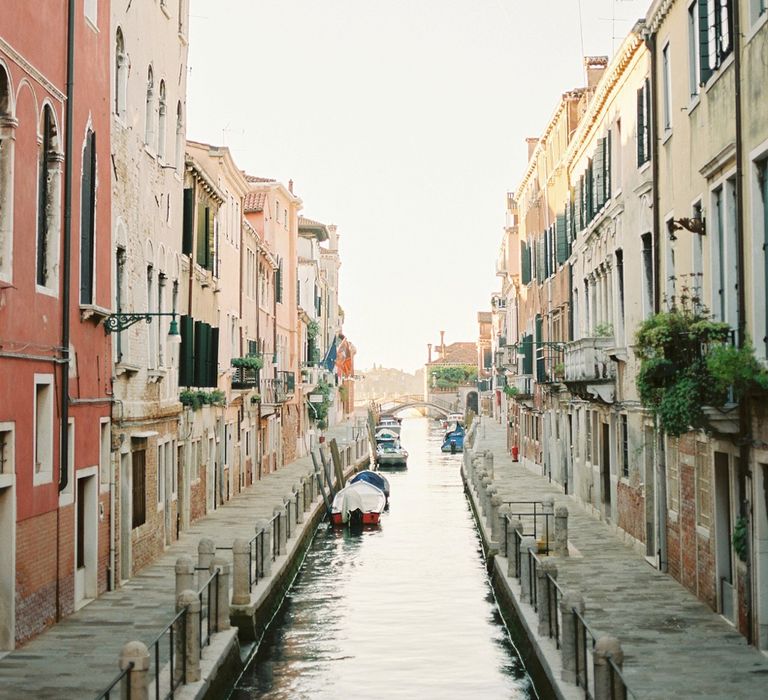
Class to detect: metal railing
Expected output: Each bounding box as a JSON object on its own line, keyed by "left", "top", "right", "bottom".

{"left": 270, "top": 510, "right": 281, "bottom": 560}
{"left": 573, "top": 607, "right": 597, "bottom": 699}
{"left": 504, "top": 501, "right": 552, "bottom": 554}
{"left": 95, "top": 662, "right": 134, "bottom": 700}
{"left": 147, "top": 608, "right": 187, "bottom": 699}
{"left": 249, "top": 527, "right": 268, "bottom": 590}
{"left": 607, "top": 654, "right": 637, "bottom": 700}
{"left": 197, "top": 570, "right": 220, "bottom": 649}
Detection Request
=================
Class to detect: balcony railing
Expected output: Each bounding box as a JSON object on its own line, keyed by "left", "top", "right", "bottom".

{"left": 512, "top": 374, "right": 533, "bottom": 398}
{"left": 231, "top": 367, "right": 259, "bottom": 390}
{"left": 537, "top": 346, "right": 565, "bottom": 384}
{"left": 278, "top": 370, "right": 295, "bottom": 396}
{"left": 564, "top": 337, "right": 615, "bottom": 382}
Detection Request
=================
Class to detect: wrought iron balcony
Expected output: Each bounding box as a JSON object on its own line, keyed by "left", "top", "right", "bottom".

{"left": 231, "top": 366, "right": 260, "bottom": 390}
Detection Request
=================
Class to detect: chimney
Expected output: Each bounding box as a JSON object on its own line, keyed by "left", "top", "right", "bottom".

{"left": 440, "top": 331, "right": 445, "bottom": 356}
{"left": 427, "top": 343, "right": 432, "bottom": 363}
{"left": 526, "top": 137, "right": 539, "bottom": 161}
{"left": 584, "top": 56, "right": 609, "bottom": 89}
{"left": 327, "top": 224, "right": 338, "bottom": 251}
{"left": 288, "top": 179, "right": 294, "bottom": 194}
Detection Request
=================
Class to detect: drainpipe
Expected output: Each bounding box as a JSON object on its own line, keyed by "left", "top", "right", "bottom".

{"left": 731, "top": 0, "right": 753, "bottom": 646}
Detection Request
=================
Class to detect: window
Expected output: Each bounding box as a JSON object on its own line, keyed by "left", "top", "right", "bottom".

{"left": 688, "top": 3, "right": 701, "bottom": 96}
{"left": 695, "top": 442, "right": 711, "bottom": 528}
{"left": 80, "top": 129, "right": 96, "bottom": 304}
{"left": 34, "top": 376, "right": 54, "bottom": 483}
{"left": 614, "top": 119, "right": 622, "bottom": 192}
{"left": 100, "top": 419, "right": 110, "bottom": 485}
{"left": 667, "top": 437, "right": 680, "bottom": 512}
{"left": 63, "top": 419, "right": 74, "bottom": 498}
{"left": 751, "top": 0, "right": 767, "bottom": 24}
{"left": 145, "top": 67, "right": 155, "bottom": 149}
{"left": 616, "top": 249, "right": 625, "bottom": 345}
{"left": 711, "top": 177, "right": 739, "bottom": 329}
{"left": 620, "top": 415, "right": 629, "bottom": 478}
{"left": 275, "top": 257, "right": 284, "bottom": 303}
{"left": 157, "top": 81, "right": 166, "bottom": 160}
{"left": 0, "top": 423, "right": 15, "bottom": 475}
{"left": 706, "top": 0, "right": 733, "bottom": 72}
{"left": 115, "top": 29, "right": 127, "bottom": 116}
{"left": 157, "top": 443, "right": 165, "bottom": 506}
{"left": 757, "top": 158, "right": 768, "bottom": 359}
{"left": 195, "top": 198, "right": 215, "bottom": 270}
{"left": 691, "top": 200, "right": 704, "bottom": 297}
{"left": 641, "top": 233, "right": 654, "bottom": 318}
{"left": 636, "top": 78, "right": 651, "bottom": 166}
{"left": 0, "top": 67, "right": 13, "bottom": 283}
{"left": 115, "top": 246, "right": 126, "bottom": 362}
{"left": 178, "top": 316, "right": 219, "bottom": 387}
{"left": 170, "top": 441, "right": 176, "bottom": 497}
{"left": 585, "top": 410, "right": 592, "bottom": 462}
{"left": 147, "top": 266, "right": 156, "bottom": 369}
{"left": 178, "top": 0, "right": 187, "bottom": 36}
{"left": 665, "top": 221, "right": 676, "bottom": 305}
{"left": 84, "top": 0, "right": 97, "bottom": 25}
{"left": 132, "top": 448, "right": 146, "bottom": 528}
{"left": 662, "top": 43, "right": 672, "bottom": 131}
{"left": 37, "top": 105, "right": 61, "bottom": 289}
{"left": 175, "top": 102, "right": 184, "bottom": 170}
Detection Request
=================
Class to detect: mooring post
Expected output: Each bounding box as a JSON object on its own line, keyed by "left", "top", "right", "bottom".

{"left": 294, "top": 483, "right": 304, "bottom": 524}
{"left": 519, "top": 536, "right": 536, "bottom": 603}
{"left": 177, "top": 590, "right": 201, "bottom": 683}
{"left": 555, "top": 505, "right": 569, "bottom": 557}
{"left": 560, "top": 591, "right": 585, "bottom": 684}
{"left": 232, "top": 538, "right": 250, "bottom": 606}
{"left": 484, "top": 450, "right": 494, "bottom": 479}
{"left": 537, "top": 559, "right": 558, "bottom": 637}
{"left": 593, "top": 635, "right": 625, "bottom": 700}
{"left": 175, "top": 555, "right": 194, "bottom": 602}
{"left": 120, "top": 641, "right": 150, "bottom": 700}
{"left": 508, "top": 519, "right": 524, "bottom": 577}
{"left": 490, "top": 493, "right": 502, "bottom": 539}
{"left": 259, "top": 520, "right": 272, "bottom": 577}
{"left": 213, "top": 556, "right": 231, "bottom": 631}
{"left": 197, "top": 538, "right": 215, "bottom": 590}
{"left": 498, "top": 505, "right": 511, "bottom": 557}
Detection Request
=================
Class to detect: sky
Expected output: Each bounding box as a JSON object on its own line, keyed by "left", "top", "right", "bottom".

{"left": 187, "top": 0, "right": 651, "bottom": 373}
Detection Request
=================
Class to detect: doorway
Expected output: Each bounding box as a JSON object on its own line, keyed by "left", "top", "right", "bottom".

{"left": 644, "top": 426, "right": 657, "bottom": 561}
{"left": 601, "top": 422, "right": 611, "bottom": 520}
{"left": 74, "top": 471, "right": 98, "bottom": 608}
{"left": 714, "top": 451, "right": 735, "bottom": 622}
{"left": 0, "top": 482, "right": 14, "bottom": 650}
{"left": 120, "top": 452, "right": 131, "bottom": 581}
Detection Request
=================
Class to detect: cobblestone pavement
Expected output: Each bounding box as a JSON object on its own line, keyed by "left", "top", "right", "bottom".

{"left": 473, "top": 417, "right": 768, "bottom": 699}
{"left": 0, "top": 423, "right": 363, "bottom": 700}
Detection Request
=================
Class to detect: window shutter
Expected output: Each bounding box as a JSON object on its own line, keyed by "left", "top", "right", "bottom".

{"left": 521, "top": 240, "right": 531, "bottom": 284}
{"left": 644, "top": 79, "right": 652, "bottom": 163}
{"left": 80, "top": 130, "right": 96, "bottom": 304}
{"left": 196, "top": 204, "right": 207, "bottom": 267}
{"left": 595, "top": 142, "right": 605, "bottom": 212}
{"left": 193, "top": 320, "right": 205, "bottom": 387}
{"left": 182, "top": 188, "right": 194, "bottom": 255}
{"left": 587, "top": 160, "right": 594, "bottom": 222}
{"left": 636, "top": 87, "right": 645, "bottom": 165}
{"left": 535, "top": 315, "right": 545, "bottom": 382}
{"left": 248, "top": 339, "right": 257, "bottom": 356}
{"left": 698, "top": 0, "right": 712, "bottom": 84}
{"left": 522, "top": 334, "right": 533, "bottom": 374}
{"left": 576, "top": 177, "right": 583, "bottom": 232}
{"left": 179, "top": 315, "right": 194, "bottom": 386}
{"left": 208, "top": 326, "right": 219, "bottom": 388}
{"left": 605, "top": 130, "right": 612, "bottom": 201}
{"left": 556, "top": 213, "right": 568, "bottom": 265}
{"left": 207, "top": 207, "right": 215, "bottom": 273}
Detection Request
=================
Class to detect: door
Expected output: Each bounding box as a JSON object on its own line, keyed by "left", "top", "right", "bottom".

{"left": 715, "top": 452, "right": 735, "bottom": 622}
{"left": 120, "top": 452, "right": 131, "bottom": 581}
{"left": 644, "top": 426, "right": 657, "bottom": 561}
{"left": 0, "top": 484, "right": 15, "bottom": 650}
{"left": 75, "top": 473, "right": 98, "bottom": 607}
{"left": 601, "top": 422, "right": 612, "bottom": 520}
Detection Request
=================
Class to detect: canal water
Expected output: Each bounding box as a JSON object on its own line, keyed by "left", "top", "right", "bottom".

{"left": 230, "top": 415, "right": 536, "bottom": 699}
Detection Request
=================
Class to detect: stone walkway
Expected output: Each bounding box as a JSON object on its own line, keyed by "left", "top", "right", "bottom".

{"left": 0, "top": 422, "right": 364, "bottom": 700}
{"left": 472, "top": 417, "right": 768, "bottom": 699}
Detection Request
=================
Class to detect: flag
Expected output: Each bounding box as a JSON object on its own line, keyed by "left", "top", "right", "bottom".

{"left": 322, "top": 337, "right": 337, "bottom": 372}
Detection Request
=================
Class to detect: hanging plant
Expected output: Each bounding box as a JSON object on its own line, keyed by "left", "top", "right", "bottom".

{"left": 503, "top": 385, "right": 519, "bottom": 397}
{"left": 231, "top": 355, "right": 263, "bottom": 371}
{"left": 732, "top": 516, "right": 748, "bottom": 562}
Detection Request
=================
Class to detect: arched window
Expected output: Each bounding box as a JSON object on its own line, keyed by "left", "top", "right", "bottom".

{"left": 36, "top": 105, "right": 61, "bottom": 289}
{"left": 0, "top": 66, "right": 13, "bottom": 282}
{"left": 80, "top": 129, "right": 96, "bottom": 304}
{"left": 144, "top": 66, "right": 154, "bottom": 149}
{"left": 115, "top": 28, "right": 127, "bottom": 117}
{"left": 157, "top": 80, "right": 166, "bottom": 160}
{"left": 175, "top": 101, "right": 183, "bottom": 170}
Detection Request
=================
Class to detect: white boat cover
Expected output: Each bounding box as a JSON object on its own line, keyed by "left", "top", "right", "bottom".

{"left": 375, "top": 428, "right": 400, "bottom": 441}
{"left": 332, "top": 481, "right": 386, "bottom": 523}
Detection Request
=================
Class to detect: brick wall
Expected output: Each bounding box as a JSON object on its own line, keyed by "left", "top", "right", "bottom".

{"left": 616, "top": 481, "right": 645, "bottom": 543}
{"left": 282, "top": 406, "right": 298, "bottom": 465}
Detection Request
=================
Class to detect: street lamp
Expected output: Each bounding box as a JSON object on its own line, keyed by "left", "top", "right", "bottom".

{"left": 103, "top": 310, "right": 182, "bottom": 344}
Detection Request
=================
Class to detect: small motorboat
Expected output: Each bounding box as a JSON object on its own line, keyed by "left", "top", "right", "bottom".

{"left": 376, "top": 440, "right": 408, "bottom": 468}
{"left": 375, "top": 427, "right": 400, "bottom": 443}
{"left": 350, "top": 470, "right": 390, "bottom": 501}
{"left": 375, "top": 419, "right": 402, "bottom": 435}
{"left": 441, "top": 423, "right": 465, "bottom": 453}
{"left": 330, "top": 480, "right": 387, "bottom": 527}
{"left": 441, "top": 412, "right": 464, "bottom": 430}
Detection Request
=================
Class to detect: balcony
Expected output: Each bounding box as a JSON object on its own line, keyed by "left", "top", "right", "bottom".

{"left": 511, "top": 374, "right": 533, "bottom": 399}
{"left": 564, "top": 337, "right": 616, "bottom": 403}
{"left": 231, "top": 367, "right": 260, "bottom": 390}
{"left": 536, "top": 346, "right": 566, "bottom": 385}
{"left": 301, "top": 364, "right": 332, "bottom": 387}
{"left": 278, "top": 370, "right": 296, "bottom": 398}
{"left": 260, "top": 372, "right": 295, "bottom": 405}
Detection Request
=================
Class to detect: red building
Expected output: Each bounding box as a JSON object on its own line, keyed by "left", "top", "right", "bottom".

{"left": 0, "top": 0, "right": 112, "bottom": 648}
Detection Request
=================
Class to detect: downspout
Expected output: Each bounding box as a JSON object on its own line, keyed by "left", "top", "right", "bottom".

{"left": 732, "top": 0, "right": 752, "bottom": 646}
{"left": 646, "top": 26, "right": 667, "bottom": 572}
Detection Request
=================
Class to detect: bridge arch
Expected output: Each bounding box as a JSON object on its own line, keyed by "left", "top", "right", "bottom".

{"left": 378, "top": 394, "right": 459, "bottom": 418}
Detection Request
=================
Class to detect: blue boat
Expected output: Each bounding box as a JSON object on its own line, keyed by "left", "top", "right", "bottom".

{"left": 441, "top": 423, "right": 465, "bottom": 453}
{"left": 350, "top": 470, "right": 390, "bottom": 500}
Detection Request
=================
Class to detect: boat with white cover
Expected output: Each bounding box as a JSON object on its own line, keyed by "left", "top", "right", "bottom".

{"left": 330, "top": 480, "right": 387, "bottom": 527}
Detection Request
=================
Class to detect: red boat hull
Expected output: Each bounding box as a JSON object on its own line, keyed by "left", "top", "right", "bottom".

{"left": 331, "top": 511, "right": 381, "bottom": 527}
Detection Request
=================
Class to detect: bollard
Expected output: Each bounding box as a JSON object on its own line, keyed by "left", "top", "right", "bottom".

{"left": 485, "top": 484, "right": 498, "bottom": 520}
{"left": 484, "top": 450, "right": 494, "bottom": 479}
{"left": 490, "top": 493, "right": 502, "bottom": 538}
{"left": 519, "top": 536, "right": 536, "bottom": 603}
{"left": 232, "top": 539, "right": 250, "bottom": 606}
{"left": 177, "top": 590, "right": 201, "bottom": 682}
{"left": 213, "top": 556, "right": 231, "bottom": 631}
{"left": 307, "top": 470, "right": 316, "bottom": 502}
{"left": 197, "top": 538, "right": 215, "bottom": 590}
{"left": 120, "top": 641, "right": 150, "bottom": 700}
{"left": 294, "top": 484, "right": 304, "bottom": 524}
{"left": 560, "top": 591, "right": 585, "bottom": 684}
{"left": 473, "top": 460, "right": 484, "bottom": 488}
{"left": 498, "top": 505, "right": 511, "bottom": 557}
{"left": 259, "top": 520, "right": 272, "bottom": 576}
{"left": 593, "top": 635, "right": 625, "bottom": 700}
{"left": 555, "top": 505, "right": 569, "bottom": 557}
{"left": 479, "top": 474, "right": 490, "bottom": 512}
{"left": 175, "top": 555, "right": 194, "bottom": 602}
{"left": 508, "top": 519, "right": 524, "bottom": 577}
{"left": 273, "top": 506, "right": 286, "bottom": 555}
{"left": 536, "top": 559, "right": 558, "bottom": 637}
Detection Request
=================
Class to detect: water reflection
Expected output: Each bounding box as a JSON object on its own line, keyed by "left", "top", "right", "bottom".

{"left": 231, "top": 416, "right": 535, "bottom": 699}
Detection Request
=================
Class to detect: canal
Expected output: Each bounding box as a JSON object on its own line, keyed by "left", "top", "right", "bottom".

{"left": 230, "top": 415, "right": 537, "bottom": 699}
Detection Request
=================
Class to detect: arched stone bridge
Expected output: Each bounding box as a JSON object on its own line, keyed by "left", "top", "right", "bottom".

{"left": 378, "top": 394, "right": 459, "bottom": 417}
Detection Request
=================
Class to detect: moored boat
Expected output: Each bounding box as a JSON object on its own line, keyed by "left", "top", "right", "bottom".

{"left": 376, "top": 440, "right": 408, "bottom": 467}
{"left": 350, "top": 470, "right": 390, "bottom": 501}
{"left": 330, "top": 480, "right": 387, "bottom": 527}
{"left": 441, "top": 423, "right": 465, "bottom": 453}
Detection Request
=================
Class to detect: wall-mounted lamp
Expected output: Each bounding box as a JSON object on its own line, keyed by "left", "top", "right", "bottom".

{"left": 667, "top": 216, "right": 706, "bottom": 241}
{"left": 103, "top": 311, "right": 182, "bottom": 344}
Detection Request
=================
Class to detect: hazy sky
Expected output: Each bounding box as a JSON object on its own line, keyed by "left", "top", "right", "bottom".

{"left": 187, "top": 0, "right": 650, "bottom": 373}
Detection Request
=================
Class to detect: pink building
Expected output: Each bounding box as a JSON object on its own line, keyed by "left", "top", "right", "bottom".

{"left": 0, "top": 1, "right": 112, "bottom": 648}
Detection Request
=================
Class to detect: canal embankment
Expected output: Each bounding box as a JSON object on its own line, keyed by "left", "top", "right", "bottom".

{"left": 464, "top": 416, "right": 768, "bottom": 700}
{"left": 0, "top": 422, "right": 369, "bottom": 700}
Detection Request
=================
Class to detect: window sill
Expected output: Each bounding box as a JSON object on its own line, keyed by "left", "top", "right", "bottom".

{"left": 36, "top": 284, "right": 59, "bottom": 299}
{"left": 160, "top": 3, "right": 172, "bottom": 19}
{"left": 696, "top": 525, "right": 711, "bottom": 540}
{"left": 637, "top": 160, "right": 651, "bottom": 176}
{"left": 745, "top": 13, "right": 768, "bottom": 46}
{"left": 143, "top": 144, "right": 157, "bottom": 159}
{"left": 686, "top": 94, "right": 701, "bottom": 117}
{"left": 80, "top": 303, "right": 112, "bottom": 323}
{"left": 178, "top": 32, "right": 188, "bottom": 47}
{"left": 147, "top": 369, "right": 167, "bottom": 383}
{"left": 0, "top": 473, "right": 14, "bottom": 489}
{"left": 115, "top": 362, "right": 141, "bottom": 377}
{"left": 661, "top": 129, "right": 673, "bottom": 146}
{"left": 703, "top": 53, "right": 735, "bottom": 95}
{"left": 33, "top": 470, "right": 54, "bottom": 487}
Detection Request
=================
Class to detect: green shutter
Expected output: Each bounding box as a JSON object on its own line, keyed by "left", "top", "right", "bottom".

{"left": 208, "top": 326, "right": 219, "bottom": 387}
{"left": 522, "top": 334, "right": 533, "bottom": 374}
{"left": 521, "top": 240, "right": 531, "bottom": 284}
{"left": 182, "top": 188, "right": 194, "bottom": 256}
{"left": 556, "top": 213, "right": 568, "bottom": 265}
{"left": 179, "top": 315, "right": 194, "bottom": 386}
{"left": 637, "top": 87, "right": 645, "bottom": 165}
{"left": 595, "top": 140, "right": 605, "bottom": 211}
{"left": 196, "top": 204, "right": 206, "bottom": 267}
{"left": 194, "top": 321, "right": 207, "bottom": 387}
{"left": 207, "top": 207, "right": 215, "bottom": 273}
{"left": 535, "top": 315, "right": 545, "bottom": 382}
{"left": 699, "top": 0, "right": 712, "bottom": 83}
{"left": 605, "top": 130, "right": 612, "bottom": 201}
{"left": 575, "top": 178, "right": 583, "bottom": 233}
